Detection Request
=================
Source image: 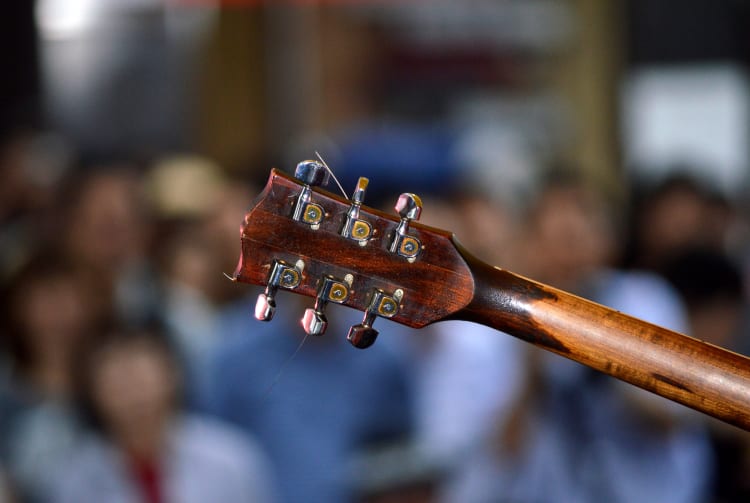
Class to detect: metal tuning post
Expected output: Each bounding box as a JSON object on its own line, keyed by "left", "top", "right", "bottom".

{"left": 347, "top": 288, "right": 403, "bottom": 349}
{"left": 255, "top": 259, "right": 303, "bottom": 321}
{"left": 340, "top": 177, "right": 373, "bottom": 245}
{"left": 292, "top": 160, "right": 330, "bottom": 229}
{"left": 301, "top": 274, "right": 353, "bottom": 336}
{"left": 389, "top": 193, "right": 422, "bottom": 262}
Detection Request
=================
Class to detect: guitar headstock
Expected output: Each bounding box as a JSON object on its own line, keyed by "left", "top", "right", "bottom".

{"left": 233, "top": 161, "right": 474, "bottom": 348}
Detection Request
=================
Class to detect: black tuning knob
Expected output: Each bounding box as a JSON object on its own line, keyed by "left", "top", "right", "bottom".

{"left": 347, "top": 324, "right": 379, "bottom": 349}
{"left": 347, "top": 289, "right": 402, "bottom": 349}
{"left": 295, "top": 160, "right": 330, "bottom": 187}
{"left": 292, "top": 160, "right": 330, "bottom": 228}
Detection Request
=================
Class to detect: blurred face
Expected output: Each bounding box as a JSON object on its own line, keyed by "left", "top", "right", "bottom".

{"left": 525, "top": 187, "right": 613, "bottom": 289}
{"left": 170, "top": 236, "right": 217, "bottom": 293}
{"left": 639, "top": 188, "right": 707, "bottom": 266}
{"left": 90, "top": 340, "right": 177, "bottom": 438}
{"left": 459, "top": 198, "right": 516, "bottom": 267}
{"left": 204, "top": 184, "right": 254, "bottom": 271}
{"left": 201, "top": 183, "right": 256, "bottom": 303}
{"left": 66, "top": 171, "right": 146, "bottom": 270}
{"left": 16, "top": 274, "right": 90, "bottom": 357}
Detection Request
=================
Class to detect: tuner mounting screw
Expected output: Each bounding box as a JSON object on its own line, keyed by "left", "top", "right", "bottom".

{"left": 389, "top": 193, "right": 423, "bottom": 260}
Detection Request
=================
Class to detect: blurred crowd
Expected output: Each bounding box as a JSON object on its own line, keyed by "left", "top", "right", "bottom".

{"left": 2, "top": 126, "right": 750, "bottom": 503}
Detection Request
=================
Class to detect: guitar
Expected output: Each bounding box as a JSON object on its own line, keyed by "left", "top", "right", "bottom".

{"left": 232, "top": 161, "right": 750, "bottom": 431}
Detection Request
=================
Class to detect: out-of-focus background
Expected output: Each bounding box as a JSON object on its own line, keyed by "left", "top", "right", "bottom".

{"left": 3, "top": 1, "right": 750, "bottom": 502}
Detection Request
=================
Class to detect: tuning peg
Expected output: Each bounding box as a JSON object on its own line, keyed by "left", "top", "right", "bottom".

{"left": 295, "top": 160, "right": 330, "bottom": 187}
{"left": 389, "top": 193, "right": 423, "bottom": 260}
{"left": 301, "top": 306, "right": 328, "bottom": 336}
{"left": 351, "top": 176, "right": 368, "bottom": 204}
{"left": 254, "top": 260, "right": 302, "bottom": 321}
{"left": 347, "top": 288, "right": 402, "bottom": 349}
{"left": 292, "top": 160, "right": 330, "bottom": 228}
{"left": 395, "top": 192, "right": 422, "bottom": 221}
{"left": 301, "top": 275, "right": 352, "bottom": 336}
{"left": 347, "top": 317, "right": 379, "bottom": 349}
{"left": 255, "top": 292, "right": 276, "bottom": 321}
{"left": 341, "top": 177, "right": 373, "bottom": 244}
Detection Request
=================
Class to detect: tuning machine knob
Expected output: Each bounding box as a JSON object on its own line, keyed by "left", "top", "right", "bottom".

{"left": 301, "top": 275, "right": 353, "bottom": 336}
{"left": 341, "top": 177, "right": 373, "bottom": 245}
{"left": 255, "top": 260, "right": 303, "bottom": 321}
{"left": 347, "top": 288, "right": 403, "bottom": 349}
{"left": 389, "top": 193, "right": 422, "bottom": 261}
{"left": 292, "top": 160, "right": 330, "bottom": 229}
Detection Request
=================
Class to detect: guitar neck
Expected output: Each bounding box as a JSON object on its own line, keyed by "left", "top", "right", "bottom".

{"left": 237, "top": 166, "right": 750, "bottom": 431}
{"left": 454, "top": 241, "right": 750, "bottom": 430}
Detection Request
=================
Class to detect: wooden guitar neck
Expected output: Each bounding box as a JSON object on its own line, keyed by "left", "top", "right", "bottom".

{"left": 454, "top": 242, "right": 750, "bottom": 430}
{"left": 236, "top": 165, "right": 750, "bottom": 431}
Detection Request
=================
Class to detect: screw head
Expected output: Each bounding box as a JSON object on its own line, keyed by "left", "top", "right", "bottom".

{"left": 347, "top": 324, "right": 379, "bottom": 349}
{"left": 329, "top": 284, "right": 347, "bottom": 301}
{"left": 377, "top": 296, "right": 399, "bottom": 318}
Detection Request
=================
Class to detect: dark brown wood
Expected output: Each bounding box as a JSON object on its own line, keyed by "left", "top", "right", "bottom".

{"left": 236, "top": 168, "right": 750, "bottom": 431}
{"left": 454, "top": 242, "right": 750, "bottom": 431}
{"left": 234, "top": 169, "right": 474, "bottom": 327}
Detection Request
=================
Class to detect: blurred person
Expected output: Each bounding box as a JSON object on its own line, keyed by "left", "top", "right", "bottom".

{"left": 206, "top": 295, "right": 413, "bottom": 503}
{"left": 146, "top": 156, "right": 245, "bottom": 404}
{"left": 154, "top": 220, "right": 224, "bottom": 404}
{"left": 394, "top": 193, "right": 527, "bottom": 503}
{"left": 53, "top": 327, "right": 273, "bottom": 503}
{"left": 200, "top": 179, "right": 260, "bottom": 305}
{"left": 0, "top": 130, "right": 70, "bottom": 280}
{"left": 0, "top": 252, "right": 99, "bottom": 503}
{"left": 661, "top": 248, "right": 750, "bottom": 502}
{"left": 518, "top": 171, "right": 617, "bottom": 293}
{"left": 0, "top": 467, "right": 16, "bottom": 503}
{"left": 661, "top": 248, "right": 745, "bottom": 353}
{"left": 626, "top": 173, "right": 735, "bottom": 271}
{"left": 61, "top": 165, "right": 157, "bottom": 325}
{"left": 452, "top": 171, "right": 713, "bottom": 503}
{"left": 351, "top": 439, "right": 444, "bottom": 503}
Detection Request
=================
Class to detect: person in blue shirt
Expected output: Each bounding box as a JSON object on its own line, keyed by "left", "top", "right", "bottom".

{"left": 204, "top": 291, "right": 414, "bottom": 503}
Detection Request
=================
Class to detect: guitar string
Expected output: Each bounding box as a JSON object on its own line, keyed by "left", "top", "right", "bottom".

{"left": 315, "top": 151, "right": 349, "bottom": 200}
{"left": 261, "top": 332, "right": 310, "bottom": 401}
{"left": 237, "top": 153, "right": 338, "bottom": 400}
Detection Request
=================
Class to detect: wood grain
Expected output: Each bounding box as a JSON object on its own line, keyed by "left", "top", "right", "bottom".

{"left": 454, "top": 242, "right": 750, "bottom": 431}
{"left": 234, "top": 169, "right": 474, "bottom": 327}
{"left": 235, "top": 168, "right": 750, "bottom": 430}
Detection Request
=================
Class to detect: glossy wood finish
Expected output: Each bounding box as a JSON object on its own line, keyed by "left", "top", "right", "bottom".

{"left": 234, "top": 169, "right": 474, "bottom": 327}
{"left": 236, "top": 169, "right": 750, "bottom": 430}
{"left": 455, "top": 244, "right": 750, "bottom": 430}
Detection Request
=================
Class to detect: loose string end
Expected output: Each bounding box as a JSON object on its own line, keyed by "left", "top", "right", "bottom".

{"left": 315, "top": 151, "right": 348, "bottom": 199}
